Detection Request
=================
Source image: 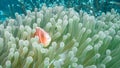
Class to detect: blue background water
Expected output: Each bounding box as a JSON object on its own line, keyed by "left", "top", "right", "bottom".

{"left": 0, "top": 0, "right": 120, "bottom": 22}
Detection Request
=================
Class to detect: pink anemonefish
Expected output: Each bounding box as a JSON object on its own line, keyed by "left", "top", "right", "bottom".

{"left": 33, "top": 27, "right": 51, "bottom": 47}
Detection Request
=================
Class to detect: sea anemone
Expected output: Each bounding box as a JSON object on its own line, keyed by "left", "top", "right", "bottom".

{"left": 0, "top": 5, "right": 120, "bottom": 68}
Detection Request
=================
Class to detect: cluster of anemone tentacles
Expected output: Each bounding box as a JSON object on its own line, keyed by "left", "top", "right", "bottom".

{"left": 0, "top": 5, "right": 120, "bottom": 68}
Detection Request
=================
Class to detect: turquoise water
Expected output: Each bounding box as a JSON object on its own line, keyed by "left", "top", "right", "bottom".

{"left": 0, "top": 0, "right": 120, "bottom": 21}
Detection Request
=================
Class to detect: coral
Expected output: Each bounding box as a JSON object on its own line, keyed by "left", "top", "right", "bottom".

{"left": 1, "top": 0, "right": 119, "bottom": 19}
{"left": 0, "top": 5, "right": 120, "bottom": 68}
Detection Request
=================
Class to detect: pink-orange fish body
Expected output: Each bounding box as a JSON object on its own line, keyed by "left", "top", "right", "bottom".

{"left": 34, "top": 27, "right": 51, "bottom": 47}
